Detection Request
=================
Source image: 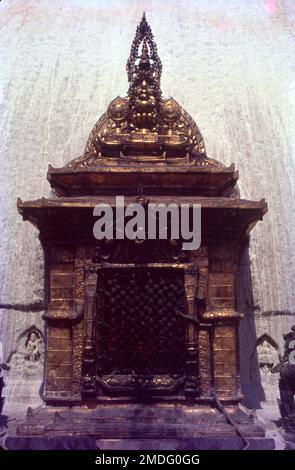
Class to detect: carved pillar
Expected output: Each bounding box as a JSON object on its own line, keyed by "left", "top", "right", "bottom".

{"left": 82, "top": 265, "right": 98, "bottom": 396}
{"left": 184, "top": 266, "right": 199, "bottom": 398}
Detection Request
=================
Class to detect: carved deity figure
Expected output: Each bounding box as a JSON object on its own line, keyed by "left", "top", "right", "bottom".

{"left": 257, "top": 340, "right": 278, "bottom": 369}
{"left": 274, "top": 326, "right": 295, "bottom": 433}
{"left": 0, "top": 341, "right": 4, "bottom": 414}
{"left": 0, "top": 341, "right": 10, "bottom": 415}
{"left": 24, "top": 332, "right": 41, "bottom": 362}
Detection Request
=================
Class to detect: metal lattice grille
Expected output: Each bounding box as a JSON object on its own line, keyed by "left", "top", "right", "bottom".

{"left": 98, "top": 268, "right": 186, "bottom": 376}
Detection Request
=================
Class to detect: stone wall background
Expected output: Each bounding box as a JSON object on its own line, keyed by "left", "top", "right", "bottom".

{"left": 0, "top": 0, "right": 294, "bottom": 409}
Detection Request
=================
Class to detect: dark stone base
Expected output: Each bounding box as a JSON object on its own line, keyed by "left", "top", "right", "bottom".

{"left": 5, "top": 403, "right": 275, "bottom": 450}
{"left": 6, "top": 436, "right": 274, "bottom": 450}
{"left": 281, "top": 430, "right": 295, "bottom": 450}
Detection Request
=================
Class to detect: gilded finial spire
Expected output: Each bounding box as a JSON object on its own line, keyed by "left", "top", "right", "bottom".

{"left": 126, "top": 13, "right": 162, "bottom": 90}
{"left": 80, "top": 14, "right": 206, "bottom": 161}
{"left": 126, "top": 13, "right": 162, "bottom": 131}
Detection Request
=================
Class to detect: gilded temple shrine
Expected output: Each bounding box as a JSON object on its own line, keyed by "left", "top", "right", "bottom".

{"left": 15, "top": 14, "right": 272, "bottom": 449}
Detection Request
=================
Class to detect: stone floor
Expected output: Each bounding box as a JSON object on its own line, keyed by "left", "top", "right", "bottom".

{"left": 1, "top": 396, "right": 294, "bottom": 450}
{"left": 0, "top": 401, "right": 277, "bottom": 450}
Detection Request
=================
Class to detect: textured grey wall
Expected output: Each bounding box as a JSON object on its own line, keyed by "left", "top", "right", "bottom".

{"left": 0, "top": 0, "right": 294, "bottom": 407}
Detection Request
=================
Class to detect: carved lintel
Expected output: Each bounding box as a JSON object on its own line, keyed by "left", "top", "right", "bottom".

{"left": 82, "top": 265, "right": 98, "bottom": 396}
{"left": 97, "top": 374, "right": 185, "bottom": 394}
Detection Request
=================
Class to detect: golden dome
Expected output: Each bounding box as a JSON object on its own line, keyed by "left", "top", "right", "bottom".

{"left": 65, "top": 13, "right": 224, "bottom": 169}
